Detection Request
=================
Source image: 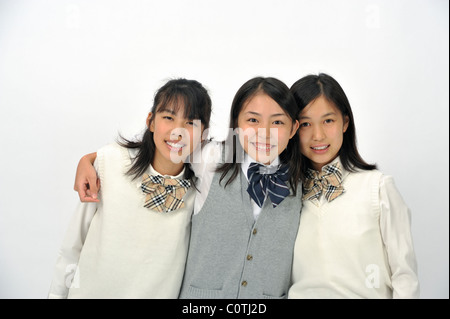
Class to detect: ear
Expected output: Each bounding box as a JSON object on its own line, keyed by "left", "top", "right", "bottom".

{"left": 200, "top": 125, "right": 207, "bottom": 142}
{"left": 290, "top": 120, "right": 300, "bottom": 138}
{"left": 343, "top": 115, "right": 349, "bottom": 133}
{"left": 146, "top": 112, "right": 155, "bottom": 132}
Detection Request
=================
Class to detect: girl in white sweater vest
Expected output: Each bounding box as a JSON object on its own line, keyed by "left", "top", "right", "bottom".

{"left": 288, "top": 73, "right": 419, "bottom": 299}
{"left": 48, "top": 79, "right": 212, "bottom": 298}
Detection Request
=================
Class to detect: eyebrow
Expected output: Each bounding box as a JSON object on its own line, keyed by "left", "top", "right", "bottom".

{"left": 159, "top": 108, "right": 177, "bottom": 115}
{"left": 299, "top": 112, "right": 336, "bottom": 120}
{"left": 245, "top": 111, "right": 288, "bottom": 117}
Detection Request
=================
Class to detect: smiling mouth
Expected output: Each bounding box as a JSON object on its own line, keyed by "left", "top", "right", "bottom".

{"left": 311, "top": 145, "right": 329, "bottom": 150}
{"left": 251, "top": 142, "right": 275, "bottom": 151}
{"left": 166, "top": 141, "right": 186, "bottom": 151}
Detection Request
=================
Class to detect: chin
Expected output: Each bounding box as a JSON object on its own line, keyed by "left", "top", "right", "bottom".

{"left": 255, "top": 153, "right": 277, "bottom": 165}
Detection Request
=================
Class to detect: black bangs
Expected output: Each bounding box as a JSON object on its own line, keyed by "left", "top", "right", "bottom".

{"left": 259, "top": 79, "right": 298, "bottom": 122}
{"left": 155, "top": 95, "right": 202, "bottom": 122}
{"left": 230, "top": 77, "right": 298, "bottom": 129}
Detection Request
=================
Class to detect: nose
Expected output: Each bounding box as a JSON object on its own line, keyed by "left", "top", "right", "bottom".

{"left": 312, "top": 125, "right": 325, "bottom": 141}
{"left": 170, "top": 127, "right": 184, "bottom": 140}
{"left": 256, "top": 123, "right": 272, "bottom": 139}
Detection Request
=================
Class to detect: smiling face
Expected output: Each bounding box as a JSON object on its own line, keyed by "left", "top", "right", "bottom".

{"left": 298, "top": 95, "right": 349, "bottom": 171}
{"left": 148, "top": 103, "right": 204, "bottom": 175}
{"left": 237, "top": 92, "right": 299, "bottom": 165}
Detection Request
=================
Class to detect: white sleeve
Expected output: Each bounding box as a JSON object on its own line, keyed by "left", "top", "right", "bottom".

{"left": 379, "top": 175, "right": 420, "bottom": 298}
{"left": 48, "top": 159, "right": 100, "bottom": 299}
{"left": 189, "top": 140, "right": 222, "bottom": 177}
{"left": 191, "top": 141, "right": 223, "bottom": 215}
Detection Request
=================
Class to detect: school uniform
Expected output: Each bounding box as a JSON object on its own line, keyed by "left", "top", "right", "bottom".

{"left": 179, "top": 141, "right": 302, "bottom": 299}
{"left": 48, "top": 143, "right": 194, "bottom": 299}
{"left": 288, "top": 157, "right": 420, "bottom": 299}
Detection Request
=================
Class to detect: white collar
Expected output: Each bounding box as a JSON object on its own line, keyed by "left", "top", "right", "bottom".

{"left": 321, "top": 157, "right": 342, "bottom": 173}
{"left": 314, "top": 156, "right": 350, "bottom": 182}
{"left": 148, "top": 164, "right": 186, "bottom": 179}
{"left": 241, "top": 153, "right": 280, "bottom": 181}
{"left": 128, "top": 148, "right": 186, "bottom": 189}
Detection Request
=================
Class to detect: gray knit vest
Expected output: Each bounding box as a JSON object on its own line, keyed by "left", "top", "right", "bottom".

{"left": 179, "top": 168, "right": 302, "bottom": 299}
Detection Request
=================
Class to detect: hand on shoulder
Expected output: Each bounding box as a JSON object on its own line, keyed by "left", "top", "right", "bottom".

{"left": 74, "top": 152, "right": 100, "bottom": 202}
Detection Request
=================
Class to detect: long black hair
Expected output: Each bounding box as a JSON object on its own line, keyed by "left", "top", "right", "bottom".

{"left": 290, "top": 73, "right": 376, "bottom": 181}
{"left": 217, "top": 76, "right": 302, "bottom": 195}
{"left": 118, "top": 78, "right": 212, "bottom": 185}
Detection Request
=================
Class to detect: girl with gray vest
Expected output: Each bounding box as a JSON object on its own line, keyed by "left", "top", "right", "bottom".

{"left": 179, "top": 77, "right": 302, "bottom": 299}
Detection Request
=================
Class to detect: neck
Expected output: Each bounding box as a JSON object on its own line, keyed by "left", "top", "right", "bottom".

{"left": 152, "top": 157, "right": 184, "bottom": 176}
{"left": 311, "top": 157, "right": 339, "bottom": 172}
{"left": 246, "top": 152, "right": 279, "bottom": 166}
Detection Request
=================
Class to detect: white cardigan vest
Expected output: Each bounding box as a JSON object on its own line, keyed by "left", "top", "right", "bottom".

{"left": 49, "top": 143, "right": 194, "bottom": 298}
{"left": 289, "top": 168, "right": 419, "bottom": 298}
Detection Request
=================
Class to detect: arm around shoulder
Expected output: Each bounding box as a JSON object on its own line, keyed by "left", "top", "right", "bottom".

{"left": 74, "top": 152, "right": 100, "bottom": 202}
{"left": 189, "top": 140, "right": 223, "bottom": 178}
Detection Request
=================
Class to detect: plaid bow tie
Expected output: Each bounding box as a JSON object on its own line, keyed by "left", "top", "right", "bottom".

{"left": 247, "top": 162, "right": 290, "bottom": 208}
{"left": 302, "top": 162, "right": 345, "bottom": 203}
{"left": 141, "top": 173, "right": 191, "bottom": 213}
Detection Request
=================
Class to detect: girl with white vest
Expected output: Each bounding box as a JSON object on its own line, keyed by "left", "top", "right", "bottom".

{"left": 48, "top": 79, "right": 212, "bottom": 298}
{"left": 288, "top": 73, "right": 420, "bottom": 299}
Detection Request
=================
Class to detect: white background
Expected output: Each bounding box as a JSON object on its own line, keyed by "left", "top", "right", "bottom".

{"left": 0, "top": 0, "right": 448, "bottom": 299}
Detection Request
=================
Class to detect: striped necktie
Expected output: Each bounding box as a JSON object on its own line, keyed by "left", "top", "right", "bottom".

{"left": 247, "top": 162, "right": 290, "bottom": 208}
